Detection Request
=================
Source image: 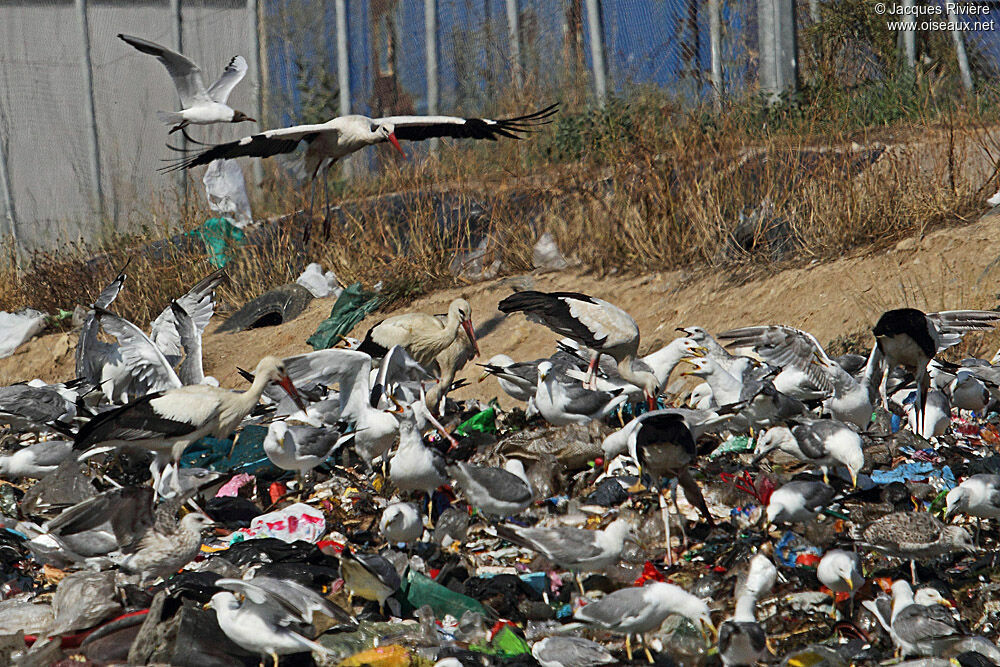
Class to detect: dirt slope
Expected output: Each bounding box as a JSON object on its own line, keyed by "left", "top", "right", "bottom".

{"left": 5, "top": 208, "right": 1000, "bottom": 403}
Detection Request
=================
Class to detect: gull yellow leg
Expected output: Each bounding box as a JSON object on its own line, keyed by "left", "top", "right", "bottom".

{"left": 626, "top": 634, "right": 633, "bottom": 662}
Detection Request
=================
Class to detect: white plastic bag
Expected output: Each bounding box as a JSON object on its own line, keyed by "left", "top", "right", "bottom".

{"left": 296, "top": 263, "right": 342, "bottom": 298}
{"left": 0, "top": 309, "right": 45, "bottom": 358}
{"left": 203, "top": 159, "right": 252, "bottom": 228}
{"left": 247, "top": 502, "right": 326, "bottom": 543}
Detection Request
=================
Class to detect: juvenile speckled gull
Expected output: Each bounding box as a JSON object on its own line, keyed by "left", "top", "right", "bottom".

{"left": 859, "top": 511, "right": 976, "bottom": 584}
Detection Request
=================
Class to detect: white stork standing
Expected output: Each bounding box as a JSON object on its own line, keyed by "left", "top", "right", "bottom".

{"left": 118, "top": 34, "right": 253, "bottom": 136}
{"left": 498, "top": 290, "right": 660, "bottom": 409}
{"left": 872, "top": 308, "right": 1000, "bottom": 432}
{"left": 358, "top": 298, "right": 479, "bottom": 368}
{"left": 74, "top": 356, "right": 306, "bottom": 491}
{"left": 161, "top": 104, "right": 558, "bottom": 237}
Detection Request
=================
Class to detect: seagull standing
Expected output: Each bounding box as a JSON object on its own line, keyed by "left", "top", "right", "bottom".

{"left": 496, "top": 517, "right": 632, "bottom": 595}
{"left": 209, "top": 576, "right": 354, "bottom": 666}
{"left": 765, "top": 480, "right": 836, "bottom": 525}
{"left": 753, "top": 418, "right": 864, "bottom": 486}
{"left": 449, "top": 459, "right": 533, "bottom": 519}
{"left": 817, "top": 549, "right": 864, "bottom": 617}
{"left": 379, "top": 502, "right": 424, "bottom": 545}
{"left": 946, "top": 474, "right": 1000, "bottom": 545}
{"left": 118, "top": 34, "right": 253, "bottom": 135}
{"left": 387, "top": 405, "right": 447, "bottom": 496}
{"left": 0, "top": 440, "right": 74, "bottom": 479}
{"left": 859, "top": 511, "right": 976, "bottom": 584}
{"left": 718, "top": 592, "right": 768, "bottom": 667}
{"left": 533, "top": 361, "right": 628, "bottom": 425}
{"left": 573, "top": 581, "right": 716, "bottom": 663}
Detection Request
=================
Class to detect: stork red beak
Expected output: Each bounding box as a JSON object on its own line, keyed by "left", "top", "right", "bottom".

{"left": 278, "top": 375, "right": 307, "bottom": 412}
{"left": 387, "top": 132, "right": 406, "bottom": 158}
{"left": 461, "top": 319, "right": 479, "bottom": 357}
{"left": 646, "top": 394, "right": 656, "bottom": 411}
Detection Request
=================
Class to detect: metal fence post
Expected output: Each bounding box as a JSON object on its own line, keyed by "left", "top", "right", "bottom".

{"left": 75, "top": 0, "right": 104, "bottom": 226}
{"left": 901, "top": 0, "right": 916, "bottom": 70}
{"left": 425, "top": 0, "right": 439, "bottom": 153}
{"left": 0, "top": 127, "right": 17, "bottom": 254}
{"left": 947, "top": 5, "right": 974, "bottom": 92}
{"left": 335, "top": 0, "right": 352, "bottom": 177}
{"left": 584, "top": 0, "right": 607, "bottom": 103}
{"left": 171, "top": 0, "right": 188, "bottom": 210}
{"left": 709, "top": 0, "right": 722, "bottom": 111}
{"left": 505, "top": 0, "right": 523, "bottom": 88}
{"left": 757, "top": 0, "right": 798, "bottom": 104}
{"left": 248, "top": 0, "right": 265, "bottom": 185}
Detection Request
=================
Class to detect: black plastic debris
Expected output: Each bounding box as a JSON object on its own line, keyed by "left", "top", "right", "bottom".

{"left": 204, "top": 496, "right": 262, "bottom": 529}
{"left": 585, "top": 477, "right": 630, "bottom": 507}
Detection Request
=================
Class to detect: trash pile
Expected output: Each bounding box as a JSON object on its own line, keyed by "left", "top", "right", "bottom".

{"left": 3, "top": 279, "right": 1000, "bottom": 666}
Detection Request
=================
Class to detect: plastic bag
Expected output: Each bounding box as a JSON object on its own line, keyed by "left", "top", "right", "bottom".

{"left": 0, "top": 309, "right": 45, "bottom": 358}
{"left": 202, "top": 158, "right": 252, "bottom": 228}
{"left": 245, "top": 503, "right": 326, "bottom": 543}
{"left": 186, "top": 218, "right": 245, "bottom": 269}
{"left": 307, "top": 283, "right": 382, "bottom": 351}
{"left": 296, "top": 263, "right": 342, "bottom": 299}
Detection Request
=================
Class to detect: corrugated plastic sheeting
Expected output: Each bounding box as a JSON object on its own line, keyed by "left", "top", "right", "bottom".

{"left": 0, "top": 0, "right": 251, "bottom": 249}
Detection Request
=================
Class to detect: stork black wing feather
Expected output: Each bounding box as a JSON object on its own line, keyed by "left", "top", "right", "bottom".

{"left": 73, "top": 392, "right": 198, "bottom": 449}
{"left": 393, "top": 104, "right": 559, "bottom": 142}
{"left": 160, "top": 134, "right": 316, "bottom": 173}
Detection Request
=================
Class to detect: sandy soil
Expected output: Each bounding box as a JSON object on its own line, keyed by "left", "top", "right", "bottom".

{"left": 5, "top": 207, "right": 1000, "bottom": 404}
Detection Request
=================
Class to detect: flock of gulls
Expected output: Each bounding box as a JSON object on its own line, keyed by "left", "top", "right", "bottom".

{"left": 5, "top": 32, "right": 1000, "bottom": 667}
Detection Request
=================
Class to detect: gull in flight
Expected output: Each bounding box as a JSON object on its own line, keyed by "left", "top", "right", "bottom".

{"left": 118, "top": 34, "right": 254, "bottom": 137}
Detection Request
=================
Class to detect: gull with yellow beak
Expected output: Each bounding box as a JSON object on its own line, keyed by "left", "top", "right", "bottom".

{"left": 753, "top": 418, "right": 864, "bottom": 487}
{"left": 817, "top": 548, "right": 864, "bottom": 618}
{"left": 574, "top": 580, "right": 716, "bottom": 663}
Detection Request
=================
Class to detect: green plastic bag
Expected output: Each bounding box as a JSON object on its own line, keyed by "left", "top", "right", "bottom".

{"left": 187, "top": 217, "right": 245, "bottom": 268}
{"left": 399, "top": 570, "right": 489, "bottom": 620}
{"left": 307, "top": 282, "right": 382, "bottom": 350}
{"left": 455, "top": 402, "right": 498, "bottom": 437}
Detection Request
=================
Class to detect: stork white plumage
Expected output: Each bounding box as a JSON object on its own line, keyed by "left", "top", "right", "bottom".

{"left": 498, "top": 290, "right": 660, "bottom": 409}
{"left": 163, "top": 105, "right": 557, "bottom": 177}
{"left": 74, "top": 356, "right": 306, "bottom": 491}
{"left": 358, "top": 298, "right": 479, "bottom": 368}
{"left": 118, "top": 34, "right": 253, "bottom": 135}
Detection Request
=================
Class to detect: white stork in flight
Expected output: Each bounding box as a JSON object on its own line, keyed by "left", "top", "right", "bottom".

{"left": 498, "top": 290, "right": 660, "bottom": 410}
{"left": 161, "top": 104, "right": 558, "bottom": 237}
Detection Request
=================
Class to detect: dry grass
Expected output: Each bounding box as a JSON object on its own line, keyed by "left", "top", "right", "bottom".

{"left": 2, "top": 73, "right": 999, "bottom": 333}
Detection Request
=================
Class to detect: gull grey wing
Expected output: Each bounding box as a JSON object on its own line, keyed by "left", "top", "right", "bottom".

{"left": 170, "top": 302, "right": 204, "bottom": 385}
{"left": 559, "top": 382, "right": 620, "bottom": 416}
{"left": 287, "top": 425, "right": 341, "bottom": 459}
{"left": 0, "top": 385, "right": 71, "bottom": 426}
{"left": 718, "top": 325, "right": 835, "bottom": 393}
{"left": 785, "top": 481, "right": 836, "bottom": 511}
{"left": 76, "top": 269, "right": 128, "bottom": 382}
{"left": 719, "top": 621, "right": 766, "bottom": 656}
{"left": 575, "top": 587, "right": 648, "bottom": 628}
{"left": 205, "top": 55, "right": 248, "bottom": 103}
{"left": 790, "top": 420, "right": 839, "bottom": 460}
{"left": 118, "top": 34, "right": 209, "bottom": 107}
{"left": 150, "top": 269, "right": 225, "bottom": 361}
{"left": 893, "top": 604, "right": 961, "bottom": 644}
{"left": 95, "top": 308, "right": 181, "bottom": 394}
{"left": 248, "top": 576, "right": 356, "bottom": 626}
{"left": 455, "top": 466, "right": 532, "bottom": 504}
{"left": 514, "top": 525, "right": 606, "bottom": 563}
